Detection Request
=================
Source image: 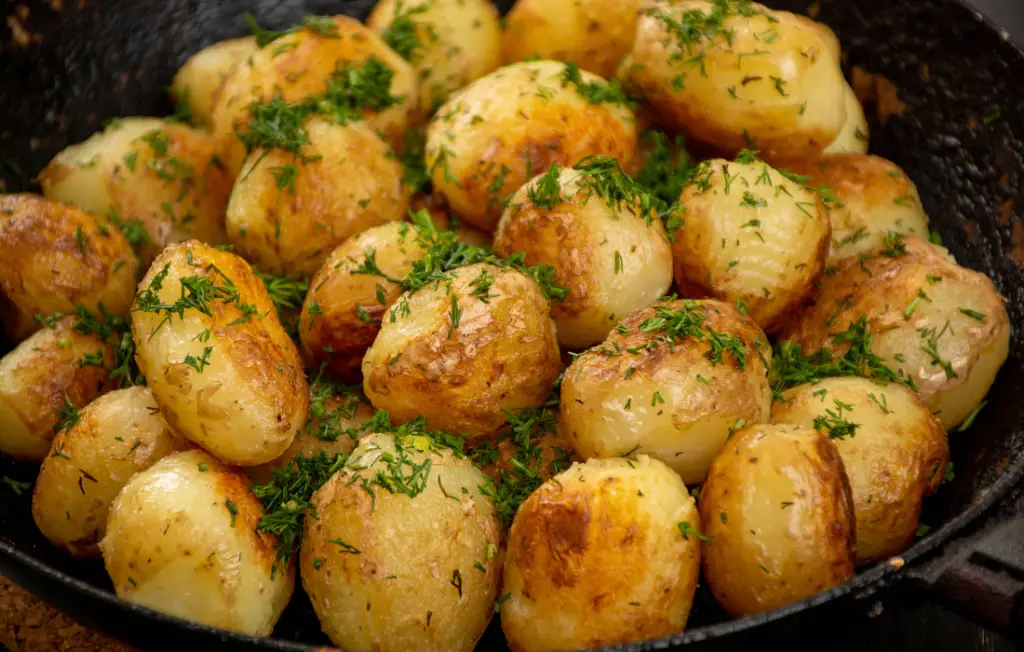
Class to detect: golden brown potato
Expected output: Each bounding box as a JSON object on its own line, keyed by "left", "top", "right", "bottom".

{"left": 131, "top": 242, "right": 309, "bottom": 465}
{"left": 699, "top": 423, "right": 856, "bottom": 616}
{"left": 560, "top": 298, "right": 772, "bottom": 485}
{"left": 100, "top": 449, "right": 294, "bottom": 636}
{"left": 39, "top": 118, "right": 232, "bottom": 269}
{"left": 771, "top": 377, "right": 949, "bottom": 564}
{"left": 502, "top": 456, "right": 702, "bottom": 650}
{"left": 32, "top": 387, "right": 189, "bottom": 558}
{"left": 425, "top": 60, "right": 639, "bottom": 232}
{"left": 628, "top": 1, "right": 846, "bottom": 162}
{"left": 301, "top": 433, "right": 502, "bottom": 652}
{"left": 781, "top": 237, "right": 1010, "bottom": 429}
{"left": 171, "top": 36, "right": 259, "bottom": 129}
{"left": 363, "top": 262, "right": 561, "bottom": 437}
{"left": 824, "top": 83, "right": 869, "bottom": 155}
{"left": 494, "top": 161, "right": 674, "bottom": 349}
{"left": 0, "top": 194, "right": 137, "bottom": 342}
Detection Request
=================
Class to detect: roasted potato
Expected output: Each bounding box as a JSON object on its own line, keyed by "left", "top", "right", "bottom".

{"left": 781, "top": 237, "right": 1010, "bottom": 429}
{"left": 824, "top": 84, "right": 869, "bottom": 155}
{"left": 0, "top": 194, "right": 137, "bottom": 342}
{"left": 672, "top": 157, "right": 830, "bottom": 333}
{"left": 699, "top": 423, "right": 856, "bottom": 616}
{"left": 560, "top": 298, "right": 772, "bottom": 485}
{"left": 131, "top": 242, "right": 309, "bottom": 465}
{"left": 171, "top": 36, "right": 259, "bottom": 129}
{"left": 301, "top": 433, "right": 502, "bottom": 652}
{"left": 425, "top": 60, "right": 639, "bottom": 232}
{"left": 32, "top": 386, "right": 188, "bottom": 558}
{"left": 502, "top": 456, "right": 701, "bottom": 650}
{"left": 771, "top": 377, "right": 949, "bottom": 563}
{"left": 494, "top": 161, "right": 674, "bottom": 349}
{"left": 39, "top": 118, "right": 232, "bottom": 268}
{"left": 100, "top": 449, "right": 294, "bottom": 636}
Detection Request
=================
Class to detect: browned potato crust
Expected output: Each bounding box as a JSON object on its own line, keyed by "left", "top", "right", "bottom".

{"left": 171, "top": 36, "right": 259, "bottom": 129}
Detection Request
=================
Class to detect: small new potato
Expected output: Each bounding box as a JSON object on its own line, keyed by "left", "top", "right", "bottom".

{"left": 699, "top": 423, "right": 856, "bottom": 616}
{"left": 781, "top": 237, "right": 1010, "bottom": 429}
{"left": 301, "top": 433, "right": 502, "bottom": 652}
{"left": 171, "top": 36, "right": 259, "bottom": 129}
{"left": 561, "top": 298, "right": 772, "bottom": 485}
{"left": 32, "top": 387, "right": 188, "bottom": 558}
{"left": 824, "top": 84, "right": 870, "bottom": 155}
{"left": 363, "top": 263, "right": 561, "bottom": 437}
{"left": 494, "top": 162, "right": 673, "bottom": 349}
{"left": 425, "top": 60, "right": 639, "bottom": 231}
{"left": 502, "top": 456, "right": 702, "bottom": 651}
{"left": 132, "top": 242, "right": 309, "bottom": 465}
{"left": 100, "top": 449, "right": 294, "bottom": 636}
{"left": 772, "top": 378, "right": 949, "bottom": 563}
{"left": 0, "top": 194, "right": 137, "bottom": 342}
{"left": 672, "top": 158, "right": 830, "bottom": 334}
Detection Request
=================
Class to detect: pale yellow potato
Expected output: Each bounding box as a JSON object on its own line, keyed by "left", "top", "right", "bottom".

{"left": 38, "top": 118, "right": 232, "bottom": 269}
{"left": 771, "top": 378, "right": 949, "bottom": 564}
{"left": 363, "top": 263, "right": 561, "bottom": 437}
{"left": 0, "top": 316, "right": 114, "bottom": 462}
{"left": 502, "top": 456, "right": 701, "bottom": 651}
{"left": 32, "top": 387, "right": 188, "bottom": 558}
{"left": 672, "top": 158, "right": 830, "bottom": 334}
{"left": 225, "top": 118, "right": 408, "bottom": 277}
{"left": 824, "top": 83, "right": 869, "bottom": 155}
{"left": 628, "top": 1, "right": 846, "bottom": 162}
{"left": 699, "top": 423, "right": 856, "bottom": 617}
{"left": 301, "top": 433, "right": 502, "bottom": 652}
{"left": 367, "top": 0, "right": 502, "bottom": 112}
{"left": 425, "top": 60, "right": 639, "bottom": 232}
{"left": 0, "top": 194, "right": 137, "bottom": 342}
{"left": 131, "top": 242, "right": 309, "bottom": 466}
{"left": 171, "top": 36, "right": 259, "bottom": 129}
{"left": 100, "top": 449, "right": 294, "bottom": 636}
{"left": 782, "top": 237, "right": 1010, "bottom": 429}
{"left": 560, "top": 298, "right": 772, "bottom": 485}
{"left": 211, "top": 16, "right": 419, "bottom": 176}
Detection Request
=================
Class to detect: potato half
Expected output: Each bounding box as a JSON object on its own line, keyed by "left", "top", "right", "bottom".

{"left": 171, "top": 36, "right": 259, "bottom": 129}
{"left": 823, "top": 83, "right": 870, "bottom": 155}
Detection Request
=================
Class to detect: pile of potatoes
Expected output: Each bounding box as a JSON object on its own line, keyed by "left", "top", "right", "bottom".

{"left": 0, "top": 1, "right": 1010, "bottom": 651}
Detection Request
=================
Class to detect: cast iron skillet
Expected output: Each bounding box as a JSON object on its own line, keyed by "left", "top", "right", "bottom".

{"left": 1, "top": 0, "right": 1024, "bottom": 649}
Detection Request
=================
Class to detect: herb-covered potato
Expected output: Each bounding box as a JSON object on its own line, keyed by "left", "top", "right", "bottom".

{"left": 425, "top": 60, "right": 639, "bottom": 232}
{"left": 410, "top": 194, "right": 493, "bottom": 247}
{"left": 0, "top": 194, "right": 137, "bottom": 342}
{"left": 131, "top": 241, "right": 309, "bottom": 466}
{"left": 561, "top": 298, "right": 772, "bottom": 485}
{"left": 100, "top": 449, "right": 294, "bottom": 636}
{"left": 627, "top": 0, "right": 846, "bottom": 162}
{"left": 367, "top": 0, "right": 502, "bottom": 112}
{"left": 171, "top": 36, "right": 259, "bottom": 129}
{"left": 32, "top": 387, "right": 188, "bottom": 558}
{"left": 39, "top": 118, "right": 233, "bottom": 269}
{"left": 823, "top": 84, "right": 869, "bottom": 155}
{"left": 494, "top": 159, "right": 673, "bottom": 349}
{"left": 771, "top": 377, "right": 949, "bottom": 564}
{"left": 501, "top": 456, "right": 702, "bottom": 650}
{"left": 699, "top": 423, "right": 856, "bottom": 616}
{"left": 0, "top": 316, "right": 114, "bottom": 462}
{"left": 225, "top": 118, "right": 408, "bottom": 277}
{"left": 781, "top": 237, "right": 1010, "bottom": 429}
{"left": 300, "top": 433, "right": 502, "bottom": 652}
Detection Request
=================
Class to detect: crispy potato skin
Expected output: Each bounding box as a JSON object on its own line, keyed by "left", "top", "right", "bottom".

{"left": 672, "top": 159, "right": 830, "bottom": 333}
{"left": 0, "top": 316, "right": 114, "bottom": 462}
{"left": 100, "top": 450, "right": 294, "bottom": 636}
{"left": 560, "top": 299, "right": 772, "bottom": 485}
{"left": 502, "top": 456, "right": 701, "bottom": 651}
{"left": 699, "top": 424, "right": 856, "bottom": 616}
{"left": 781, "top": 238, "right": 1010, "bottom": 429}
{"left": 132, "top": 242, "right": 309, "bottom": 465}
{"left": 425, "top": 60, "right": 639, "bottom": 232}
{"left": 300, "top": 434, "right": 502, "bottom": 652}
{"left": 494, "top": 167, "right": 673, "bottom": 349}
{"left": 772, "top": 378, "right": 949, "bottom": 564}
{"left": 363, "top": 263, "right": 561, "bottom": 436}
{"left": 171, "top": 36, "right": 259, "bottom": 130}
{"left": 39, "top": 118, "right": 232, "bottom": 269}
{"left": 628, "top": 1, "right": 845, "bottom": 162}
{"left": 823, "top": 84, "right": 869, "bottom": 155}
{"left": 226, "top": 119, "right": 408, "bottom": 277}
{"left": 32, "top": 387, "right": 188, "bottom": 558}
{"left": 0, "top": 194, "right": 137, "bottom": 342}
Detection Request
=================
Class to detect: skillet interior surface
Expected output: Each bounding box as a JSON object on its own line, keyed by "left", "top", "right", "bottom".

{"left": 1, "top": 0, "right": 1023, "bottom": 649}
